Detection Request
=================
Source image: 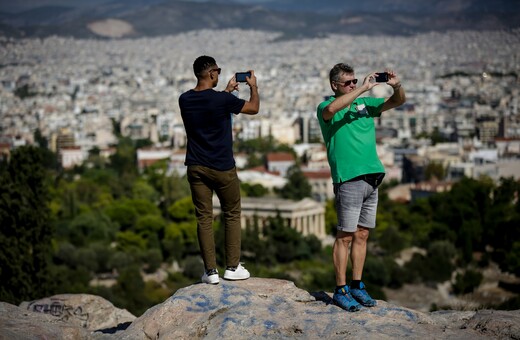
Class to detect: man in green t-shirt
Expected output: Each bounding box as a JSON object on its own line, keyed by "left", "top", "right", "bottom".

{"left": 317, "top": 63, "right": 406, "bottom": 312}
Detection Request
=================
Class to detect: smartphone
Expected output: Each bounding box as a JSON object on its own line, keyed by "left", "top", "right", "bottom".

{"left": 235, "top": 72, "right": 251, "bottom": 82}
{"left": 375, "top": 72, "right": 389, "bottom": 83}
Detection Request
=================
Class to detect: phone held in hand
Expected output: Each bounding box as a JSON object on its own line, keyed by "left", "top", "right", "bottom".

{"left": 375, "top": 72, "right": 389, "bottom": 83}
{"left": 235, "top": 72, "right": 251, "bottom": 82}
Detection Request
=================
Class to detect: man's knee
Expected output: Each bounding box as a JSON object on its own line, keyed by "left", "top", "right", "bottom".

{"left": 336, "top": 230, "right": 354, "bottom": 246}
{"left": 354, "top": 226, "right": 370, "bottom": 242}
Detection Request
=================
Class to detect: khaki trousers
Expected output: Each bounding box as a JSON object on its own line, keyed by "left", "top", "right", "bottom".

{"left": 187, "top": 165, "right": 241, "bottom": 270}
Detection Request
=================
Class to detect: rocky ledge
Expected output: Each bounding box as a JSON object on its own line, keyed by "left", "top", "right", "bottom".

{"left": 1, "top": 278, "right": 519, "bottom": 339}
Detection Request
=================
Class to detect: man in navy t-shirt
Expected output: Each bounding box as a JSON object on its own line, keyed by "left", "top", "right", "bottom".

{"left": 179, "top": 55, "right": 259, "bottom": 284}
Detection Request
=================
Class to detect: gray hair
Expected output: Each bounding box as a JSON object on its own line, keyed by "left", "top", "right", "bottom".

{"left": 329, "top": 63, "right": 354, "bottom": 83}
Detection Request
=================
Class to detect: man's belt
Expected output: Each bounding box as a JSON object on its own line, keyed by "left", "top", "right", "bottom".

{"left": 346, "top": 173, "right": 385, "bottom": 188}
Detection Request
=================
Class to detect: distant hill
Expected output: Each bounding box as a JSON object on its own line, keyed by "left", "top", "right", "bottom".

{"left": 0, "top": 0, "right": 519, "bottom": 39}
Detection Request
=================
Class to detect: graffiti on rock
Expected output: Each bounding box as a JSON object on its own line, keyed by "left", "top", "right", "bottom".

{"left": 27, "top": 299, "right": 89, "bottom": 327}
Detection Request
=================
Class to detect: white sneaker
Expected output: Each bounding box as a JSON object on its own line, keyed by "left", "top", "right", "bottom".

{"left": 223, "top": 263, "right": 250, "bottom": 281}
{"left": 201, "top": 268, "right": 219, "bottom": 284}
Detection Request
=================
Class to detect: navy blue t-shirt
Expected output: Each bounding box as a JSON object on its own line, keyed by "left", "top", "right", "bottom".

{"left": 179, "top": 89, "right": 245, "bottom": 171}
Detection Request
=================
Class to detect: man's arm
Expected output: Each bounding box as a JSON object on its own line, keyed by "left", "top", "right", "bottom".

{"left": 381, "top": 71, "right": 406, "bottom": 112}
{"left": 321, "top": 73, "right": 379, "bottom": 121}
{"left": 240, "top": 70, "right": 259, "bottom": 115}
{"left": 321, "top": 84, "right": 369, "bottom": 121}
{"left": 381, "top": 84, "right": 405, "bottom": 112}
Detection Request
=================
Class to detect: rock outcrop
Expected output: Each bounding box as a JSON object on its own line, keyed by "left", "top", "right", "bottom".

{"left": 0, "top": 294, "right": 135, "bottom": 340}
{"left": 1, "top": 278, "right": 519, "bottom": 339}
{"left": 19, "top": 294, "right": 136, "bottom": 331}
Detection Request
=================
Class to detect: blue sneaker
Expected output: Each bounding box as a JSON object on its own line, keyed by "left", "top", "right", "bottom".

{"left": 332, "top": 286, "right": 361, "bottom": 312}
{"left": 350, "top": 281, "right": 377, "bottom": 307}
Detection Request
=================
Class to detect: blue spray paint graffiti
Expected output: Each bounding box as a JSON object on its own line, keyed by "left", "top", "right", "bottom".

{"left": 370, "top": 307, "right": 418, "bottom": 322}
{"left": 170, "top": 282, "right": 420, "bottom": 338}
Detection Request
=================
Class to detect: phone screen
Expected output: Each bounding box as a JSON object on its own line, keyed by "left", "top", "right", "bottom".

{"left": 235, "top": 72, "right": 251, "bottom": 82}
{"left": 375, "top": 72, "right": 389, "bottom": 83}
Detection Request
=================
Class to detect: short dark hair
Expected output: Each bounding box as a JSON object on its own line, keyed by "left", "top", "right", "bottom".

{"left": 193, "top": 55, "right": 216, "bottom": 78}
{"left": 329, "top": 63, "right": 354, "bottom": 83}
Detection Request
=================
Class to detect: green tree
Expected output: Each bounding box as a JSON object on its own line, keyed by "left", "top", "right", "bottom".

{"left": 262, "top": 214, "right": 315, "bottom": 263}
{"left": 485, "top": 177, "right": 520, "bottom": 271}
{"left": 162, "top": 218, "right": 198, "bottom": 261}
{"left": 235, "top": 137, "right": 296, "bottom": 163}
{"left": 324, "top": 199, "right": 337, "bottom": 236}
{"left": 426, "top": 240, "right": 457, "bottom": 281}
{"left": 33, "top": 128, "right": 58, "bottom": 169}
{"left": 134, "top": 214, "right": 166, "bottom": 250}
{"left": 363, "top": 256, "right": 391, "bottom": 287}
{"left": 104, "top": 201, "right": 139, "bottom": 230}
{"left": 378, "top": 226, "right": 406, "bottom": 255}
{"left": 109, "top": 137, "right": 137, "bottom": 178}
{"left": 34, "top": 128, "right": 48, "bottom": 149}
{"left": 74, "top": 178, "right": 103, "bottom": 207}
{"left": 0, "top": 146, "right": 53, "bottom": 303}
{"left": 110, "top": 265, "right": 149, "bottom": 316}
{"left": 235, "top": 136, "right": 277, "bottom": 154}
{"left": 430, "top": 127, "right": 448, "bottom": 145}
{"left": 161, "top": 173, "right": 190, "bottom": 207}
{"left": 276, "top": 165, "right": 312, "bottom": 200}
{"left": 424, "top": 161, "right": 445, "bottom": 181}
{"left": 168, "top": 196, "right": 196, "bottom": 222}
{"left": 56, "top": 211, "right": 117, "bottom": 247}
{"left": 426, "top": 177, "right": 492, "bottom": 262}
{"left": 132, "top": 179, "right": 159, "bottom": 202}
{"left": 241, "top": 182, "right": 268, "bottom": 197}
{"left": 116, "top": 231, "right": 148, "bottom": 252}
{"left": 453, "top": 269, "right": 483, "bottom": 295}
{"left": 241, "top": 217, "right": 269, "bottom": 264}
{"left": 245, "top": 152, "right": 264, "bottom": 168}
{"left": 503, "top": 241, "right": 520, "bottom": 276}
{"left": 143, "top": 160, "right": 190, "bottom": 209}
{"left": 141, "top": 248, "right": 163, "bottom": 273}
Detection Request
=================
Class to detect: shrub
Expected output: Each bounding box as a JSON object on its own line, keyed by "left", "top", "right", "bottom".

{"left": 452, "top": 269, "right": 483, "bottom": 295}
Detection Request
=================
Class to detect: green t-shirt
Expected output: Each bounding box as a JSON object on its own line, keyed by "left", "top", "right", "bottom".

{"left": 317, "top": 96, "right": 385, "bottom": 184}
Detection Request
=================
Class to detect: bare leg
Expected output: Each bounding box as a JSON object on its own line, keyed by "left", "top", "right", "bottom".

{"left": 350, "top": 226, "right": 370, "bottom": 280}
{"left": 333, "top": 230, "right": 354, "bottom": 286}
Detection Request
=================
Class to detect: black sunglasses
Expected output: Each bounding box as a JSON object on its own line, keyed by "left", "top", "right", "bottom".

{"left": 209, "top": 68, "right": 221, "bottom": 75}
{"left": 335, "top": 79, "right": 358, "bottom": 87}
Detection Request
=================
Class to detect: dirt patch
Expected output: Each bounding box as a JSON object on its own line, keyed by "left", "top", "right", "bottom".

{"left": 87, "top": 19, "right": 134, "bottom": 38}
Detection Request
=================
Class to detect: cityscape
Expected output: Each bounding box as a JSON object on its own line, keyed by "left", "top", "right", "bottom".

{"left": 1, "top": 24, "right": 520, "bottom": 314}
{"left": 1, "top": 28, "right": 519, "bottom": 196}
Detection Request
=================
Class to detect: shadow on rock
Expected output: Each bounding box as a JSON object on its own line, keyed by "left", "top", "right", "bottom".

{"left": 94, "top": 321, "right": 132, "bottom": 334}
{"left": 310, "top": 291, "right": 334, "bottom": 305}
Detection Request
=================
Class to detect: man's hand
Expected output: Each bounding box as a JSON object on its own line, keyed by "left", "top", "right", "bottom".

{"left": 363, "top": 72, "right": 380, "bottom": 91}
{"left": 385, "top": 70, "right": 401, "bottom": 88}
{"left": 224, "top": 76, "right": 239, "bottom": 93}
{"left": 245, "top": 70, "right": 258, "bottom": 89}
{"left": 381, "top": 69, "right": 405, "bottom": 112}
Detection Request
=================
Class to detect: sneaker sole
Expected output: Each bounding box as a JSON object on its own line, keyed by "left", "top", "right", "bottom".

{"left": 223, "top": 273, "right": 250, "bottom": 281}
{"left": 202, "top": 279, "right": 220, "bottom": 284}
{"left": 351, "top": 293, "right": 377, "bottom": 307}
{"left": 223, "top": 275, "right": 250, "bottom": 281}
{"left": 333, "top": 299, "right": 361, "bottom": 312}
{"left": 201, "top": 275, "right": 220, "bottom": 284}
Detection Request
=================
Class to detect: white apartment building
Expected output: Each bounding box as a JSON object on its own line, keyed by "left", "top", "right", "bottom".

{"left": 60, "top": 146, "right": 86, "bottom": 169}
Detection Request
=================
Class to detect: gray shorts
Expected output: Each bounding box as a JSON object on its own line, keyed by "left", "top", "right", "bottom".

{"left": 333, "top": 180, "right": 379, "bottom": 232}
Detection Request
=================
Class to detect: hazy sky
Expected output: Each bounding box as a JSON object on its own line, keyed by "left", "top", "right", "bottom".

{"left": 2, "top": 0, "right": 269, "bottom": 12}
{"left": 1, "top": 0, "right": 352, "bottom": 13}
{"left": 2, "top": 0, "right": 517, "bottom": 15}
